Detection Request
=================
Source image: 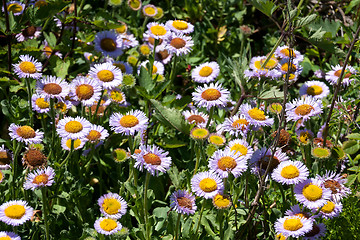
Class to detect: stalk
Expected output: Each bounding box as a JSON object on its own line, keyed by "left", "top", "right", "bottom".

{"left": 169, "top": 55, "right": 178, "bottom": 82}
{"left": 206, "top": 107, "right": 214, "bottom": 129}
{"left": 194, "top": 200, "right": 205, "bottom": 235}
{"left": 12, "top": 141, "right": 23, "bottom": 199}
{"left": 41, "top": 187, "right": 50, "bottom": 240}
{"left": 25, "top": 78, "right": 34, "bottom": 126}
{"left": 143, "top": 172, "right": 151, "bottom": 240}
{"left": 174, "top": 213, "right": 181, "bottom": 240}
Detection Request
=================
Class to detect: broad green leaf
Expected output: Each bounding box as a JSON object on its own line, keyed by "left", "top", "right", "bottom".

{"left": 346, "top": 133, "right": 360, "bottom": 140}
{"left": 139, "top": 66, "right": 155, "bottom": 93}
{"left": 43, "top": 32, "right": 57, "bottom": 48}
{"left": 346, "top": 0, "right": 360, "bottom": 14}
{"left": 248, "top": 0, "right": 278, "bottom": 17}
{"left": 346, "top": 174, "right": 357, "bottom": 186}
{"left": 52, "top": 205, "right": 66, "bottom": 214}
{"left": 53, "top": 59, "right": 70, "bottom": 79}
{"left": 259, "top": 86, "right": 283, "bottom": 99}
{"left": 296, "top": 14, "right": 317, "bottom": 28}
{"left": 343, "top": 140, "right": 360, "bottom": 155}
{"left": 309, "top": 27, "right": 326, "bottom": 40}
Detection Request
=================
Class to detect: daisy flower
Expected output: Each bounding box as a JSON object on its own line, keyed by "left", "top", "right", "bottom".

{"left": 272, "top": 161, "right": 309, "bottom": 185}
{"left": 299, "top": 81, "right": 329, "bottom": 99}
{"left": 109, "top": 110, "right": 148, "bottom": 136}
{"left": 166, "top": 20, "right": 194, "bottom": 34}
{"left": 190, "top": 127, "right": 210, "bottom": 140}
{"left": 170, "top": 190, "right": 197, "bottom": 215}
{"left": 145, "top": 22, "right": 171, "bottom": 40}
{"left": 42, "top": 40, "right": 62, "bottom": 58}
{"left": 31, "top": 93, "right": 50, "bottom": 113}
{"left": 212, "top": 193, "right": 232, "bottom": 209}
{"left": 13, "top": 54, "right": 42, "bottom": 79}
{"left": 23, "top": 166, "right": 55, "bottom": 190}
{"left": 3, "top": 1, "right": 25, "bottom": 16}
{"left": 56, "top": 116, "right": 91, "bottom": 140}
{"left": 165, "top": 32, "right": 194, "bottom": 56}
{"left": 22, "top": 147, "right": 47, "bottom": 169}
{"left": 208, "top": 133, "right": 226, "bottom": 147}
{"left": 314, "top": 200, "right": 342, "bottom": 219}
{"left": 303, "top": 222, "right": 327, "bottom": 240}
{"left": 127, "top": 0, "right": 142, "bottom": 11}
{"left": 134, "top": 144, "right": 172, "bottom": 176}
{"left": 142, "top": 4, "right": 157, "bottom": 17}
{"left": 244, "top": 68, "right": 282, "bottom": 80}
{"left": 314, "top": 69, "right": 325, "bottom": 79}
{"left": 240, "top": 103, "right": 274, "bottom": 127}
{"left": 94, "top": 30, "right": 123, "bottom": 57}
{"left": 226, "top": 139, "right": 254, "bottom": 160}
{"left": 16, "top": 26, "right": 41, "bottom": 42}
{"left": 98, "top": 192, "right": 127, "bottom": 219}
{"left": 70, "top": 76, "right": 102, "bottom": 107}
{"left": 285, "top": 97, "right": 323, "bottom": 122}
{"left": 191, "top": 171, "right": 224, "bottom": 199}
{"left": 294, "top": 178, "right": 332, "bottom": 209}
{"left": 325, "top": 64, "right": 357, "bottom": 86}
{"left": 191, "top": 62, "right": 220, "bottom": 83}
{"left": 0, "top": 200, "right": 33, "bottom": 226}
{"left": 192, "top": 82, "right": 230, "bottom": 110}
{"left": 275, "top": 45, "right": 304, "bottom": 62}
{"left": 221, "top": 114, "right": 251, "bottom": 137}
{"left": 9, "top": 124, "right": 44, "bottom": 144}
{"left": 183, "top": 109, "right": 209, "bottom": 127}
{"left": 316, "top": 171, "right": 350, "bottom": 203}
{"left": 274, "top": 216, "right": 313, "bottom": 238}
{"left": 0, "top": 231, "right": 20, "bottom": 240}
{"left": 108, "top": 88, "right": 126, "bottom": 105}
{"left": 35, "top": 75, "right": 70, "bottom": 101}
{"left": 249, "top": 148, "right": 289, "bottom": 175}
{"left": 89, "top": 62, "right": 123, "bottom": 90}
{"left": 85, "top": 124, "right": 109, "bottom": 143}
{"left": 249, "top": 56, "right": 279, "bottom": 71}
{"left": 278, "top": 58, "right": 303, "bottom": 75}
{"left": 138, "top": 60, "right": 165, "bottom": 75}
{"left": 94, "top": 217, "right": 122, "bottom": 235}
{"left": 296, "top": 128, "right": 314, "bottom": 145}
{"left": 139, "top": 43, "right": 151, "bottom": 56}
{"left": 61, "top": 138, "right": 87, "bottom": 151}
{"left": 285, "top": 204, "right": 314, "bottom": 220}
{"left": 0, "top": 145, "right": 13, "bottom": 170}
{"left": 112, "top": 61, "right": 133, "bottom": 74}
{"left": 120, "top": 33, "right": 139, "bottom": 49}
{"left": 208, "top": 149, "right": 247, "bottom": 178}
{"left": 143, "top": 31, "right": 165, "bottom": 48}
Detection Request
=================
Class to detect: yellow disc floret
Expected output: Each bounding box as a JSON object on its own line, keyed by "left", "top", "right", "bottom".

{"left": 119, "top": 115, "right": 139, "bottom": 128}
{"left": 99, "top": 218, "right": 117, "bottom": 231}
{"left": 150, "top": 25, "right": 167, "bottom": 36}
{"left": 16, "top": 126, "right": 36, "bottom": 139}
{"left": 4, "top": 205, "right": 26, "bottom": 219}
{"left": 248, "top": 108, "right": 266, "bottom": 121}
{"left": 280, "top": 165, "right": 300, "bottom": 179}
{"left": 283, "top": 218, "right": 303, "bottom": 231}
{"left": 64, "top": 121, "right": 83, "bottom": 133}
{"left": 306, "top": 85, "right": 323, "bottom": 96}
{"left": 102, "top": 198, "right": 121, "bottom": 215}
{"left": 172, "top": 20, "right": 188, "bottom": 30}
{"left": 199, "top": 66, "right": 213, "bottom": 77}
{"left": 35, "top": 98, "right": 49, "bottom": 109}
{"left": 33, "top": 173, "right": 49, "bottom": 184}
{"left": 100, "top": 38, "right": 117, "bottom": 52}
{"left": 321, "top": 201, "right": 335, "bottom": 213}
{"left": 217, "top": 156, "right": 237, "bottom": 171}
{"left": 143, "top": 153, "right": 161, "bottom": 165}
{"left": 294, "top": 104, "right": 314, "bottom": 116}
{"left": 230, "top": 144, "right": 248, "bottom": 156}
{"left": 19, "top": 61, "right": 36, "bottom": 74}
{"left": 201, "top": 88, "right": 221, "bottom": 101}
{"left": 97, "top": 70, "right": 115, "bottom": 82}
{"left": 302, "top": 184, "right": 323, "bottom": 201}
{"left": 199, "top": 178, "right": 217, "bottom": 192}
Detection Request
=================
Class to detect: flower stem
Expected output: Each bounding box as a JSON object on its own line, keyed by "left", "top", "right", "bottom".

{"left": 206, "top": 107, "right": 214, "bottom": 129}
{"left": 25, "top": 78, "right": 34, "bottom": 126}
{"left": 194, "top": 200, "right": 205, "bottom": 235}
{"left": 41, "top": 188, "right": 50, "bottom": 240}
{"left": 143, "top": 172, "right": 151, "bottom": 240}
{"left": 12, "top": 141, "right": 23, "bottom": 199}
{"left": 174, "top": 213, "right": 181, "bottom": 240}
{"left": 169, "top": 55, "right": 178, "bottom": 82}
{"left": 59, "top": 140, "right": 74, "bottom": 167}
{"left": 48, "top": 99, "right": 56, "bottom": 160}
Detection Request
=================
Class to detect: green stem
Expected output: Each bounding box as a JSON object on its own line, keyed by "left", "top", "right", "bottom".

{"left": 41, "top": 188, "right": 50, "bottom": 240}
{"left": 169, "top": 55, "right": 178, "bottom": 82}
{"left": 193, "top": 145, "right": 200, "bottom": 177}
{"left": 48, "top": 99, "right": 56, "bottom": 160}
{"left": 93, "top": 90, "right": 104, "bottom": 122}
{"left": 219, "top": 209, "right": 224, "bottom": 240}
{"left": 304, "top": 144, "right": 312, "bottom": 170}
{"left": 12, "top": 141, "right": 23, "bottom": 199}
{"left": 206, "top": 107, "right": 214, "bottom": 129}
{"left": 25, "top": 78, "right": 34, "bottom": 126}
{"left": 143, "top": 172, "right": 151, "bottom": 240}
{"left": 59, "top": 140, "right": 74, "bottom": 167}
{"left": 335, "top": 121, "right": 343, "bottom": 144}
{"left": 194, "top": 200, "right": 205, "bottom": 235}
{"left": 174, "top": 213, "right": 181, "bottom": 240}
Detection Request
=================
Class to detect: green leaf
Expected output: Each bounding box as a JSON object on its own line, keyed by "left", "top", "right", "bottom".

{"left": 309, "top": 27, "right": 326, "bottom": 40}
{"left": 52, "top": 205, "right": 66, "bottom": 214}
{"left": 150, "top": 99, "right": 190, "bottom": 134}
{"left": 296, "top": 14, "right": 317, "bottom": 28}
{"left": 348, "top": 166, "right": 360, "bottom": 172}
{"left": 346, "top": 174, "right": 357, "bottom": 186}
{"left": 346, "top": 133, "right": 360, "bottom": 140}
{"left": 343, "top": 140, "right": 360, "bottom": 155}
{"left": 156, "top": 139, "right": 187, "bottom": 148}
{"left": 259, "top": 86, "right": 283, "bottom": 99}
{"left": 346, "top": 0, "right": 360, "bottom": 14}
{"left": 43, "top": 32, "right": 57, "bottom": 48}
{"left": 53, "top": 59, "right": 70, "bottom": 79}
{"left": 139, "top": 66, "right": 155, "bottom": 93}
{"left": 248, "top": 0, "right": 278, "bottom": 17}
{"left": 8, "top": 13, "right": 16, "bottom": 31}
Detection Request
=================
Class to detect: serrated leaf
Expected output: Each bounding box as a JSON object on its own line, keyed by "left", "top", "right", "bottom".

{"left": 53, "top": 59, "right": 70, "bottom": 79}
{"left": 296, "top": 14, "right": 317, "bottom": 28}
{"left": 346, "top": 133, "right": 360, "bottom": 140}
{"left": 150, "top": 99, "right": 190, "bottom": 134}
{"left": 43, "top": 32, "right": 57, "bottom": 48}
{"left": 343, "top": 140, "right": 360, "bottom": 155}
{"left": 259, "top": 86, "right": 283, "bottom": 99}
{"left": 309, "top": 27, "right": 326, "bottom": 40}
{"left": 248, "top": 0, "right": 278, "bottom": 17}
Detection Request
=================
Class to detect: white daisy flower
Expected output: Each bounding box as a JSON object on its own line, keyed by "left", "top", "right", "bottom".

{"left": 89, "top": 62, "right": 123, "bottom": 90}
{"left": 155, "top": 44, "right": 173, "bottom": 64}
{"left": 249, "top": 148, "right": 289, "bottom": 175}
{"left": 108, "top": 88, "right": 126, "bottom": 105}
{"left": 94, "top": 217, "right": 122, "bottom": 235}
{"left": 285, "top": 96, "right": 323, "bottom": 123}
{"left": 191, "top": 62, "right": 220, "bottom": 83}
{"left": 94, "top": 30, "right": 123, "bottom": 57}
{"left": 325, "top": 64, "right": 357, "bottom": 86}
{"left": 85, "top": 124, "right": 109, "bottom": 143}
{"left": 303, "top": 222, "right": 327, "bottom": 240}
{"left": 208, "top": 149, "right": 247, "bottom": 178}
{"left": 294, "top": 178, "right": 332, "bottom": 209}
{"left": 313, "top": 200, "right": 342, "bottom": 219}
{"left": 272, "top": 161, "right": 309, "bottom": 185}
{"left": 299, "top": 81, "right": 330, "bottom": 99}
{"left": 120, "top": 33, "right": 139, "bottom": 49}
{"left": 226, "top": 139, "right": 254, "bottom": 160}
{"left": 191, "top": 171, "right": 224, "bottom": 199}
{"left": 277, "top": 58, "right": 303, "bottom": 75}
{"left": 0, "top": 231, "right": 21, "bottom": 240}
{"left": 166, "top": 20, "right": 194, "bottom": 34}
{"left": 31, "top": 93, "right": 50, "bottom": 113}
{"left": 16, "top": 26, "right": 41, "bottom": 42}
{"left": 145, "top": 22, "right": 171, "bottom": 40}
{"left": 13, "top": 54, "right": 42, "bottom": 79}
{"left": 170, "top": 190, "right": 197, "bottom": 215}
{"left": 192, "top": 82, "right": 230, "bottom": 110}
{"left": 0, "top": 145, "right": 13, "bottom": 170}
{"left": 220, "top": 114, "right": 251, "bottom": 137}
{"left": 285, "top": 204, "right": 315, "bottom": 220}
{"left": 274, "top": 216, "right": 313, "bottom": 238}
{"left": 240, "top": 103, "right": 274, "bottom": 128}
{"left": 138, "top": 60, "right": 165, "bottom": 75}
{"left": 70, "top": 76, "right": 102, "bottom": 106}
{"left": 182, "top": 109, "right": 209, "bottom": 127}
{"left": 316, "top": 171, "right": 350, "bottom": 203}
{"left": 35, "top": 75, "right": 70, "bottom": 101}
{"left": 98, "top": 192, "right": 127, "bottom": 219}
{"left": 275, "top": 45, "right": 304, "bottom": 62}
{"left": 0, "top": 200, "right": 33, "bottom": 226}
{"left": 3, "top": 1, "right": 25, "bottom": 16}
{"left": 249, "top": 56, "right": 279, "bottom": 71}
{"left": 109, "top": 110, "right": 148, "bottom": 136}
{"left": 165, "top": 32, "right": 194, "bottom": 56}
{"left": 61, "top": 138, "right": 87, "bottom": 151}
{"left": 56, "top": 116, "right": 92, "bottom": 140}
{"left": 8, "top": 124, "right": 44, "bottom": 144}
{"left": 142, "top": 4, "right": 157, "bottom": 17}
{"left": 23, "top": 166, "right": 55, "bottom": 190}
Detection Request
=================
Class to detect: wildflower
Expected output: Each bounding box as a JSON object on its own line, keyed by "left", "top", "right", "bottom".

{"left": 16, "top": 26, "right": 41, "bottom": 42}
{"left": 42, "top": 40, "right": 62, "bottom": 58}
{"left": 154, "top": 7, "right": 164, "bottom": 19}
{"left": 268, "top": 103, "right": 283, "bottom": 114}
{"left": 192, "top": 82, "right": 230, "bottom": 110}
{"left": 212, "top": 193, "right": 232, "bottom": 209}
{"left": 36, "top": 75, "right": 70, "bottom": 101}
{"left": 85, "top": 124, "right": 109, "bottom": 143}
{"left": 0, "top": 200, "right": 33, "bottom": 226}
{"left": 155, "top": 45, "right": 172, "bottom": 64}
{"left": 170, "top": 190, "right": 197, "bottom": 215}
{"left": 226, "top": 139, "right": 254, "bottom": 160}
{"left": 70, "top": 76, "right": 102, "bottom": 107}
{"left": 89, "top": 62, "right": 123, "bottom": 90}
{"left": 285, "top": 97, "right": 322, "bottom": 123}
{"left": 138, "top": 60, "right": 165, "bottom": 75}
{"left": 208, "top": 133, "right": 226, "bottom": 147}
{"left": 294, "top": 178, "right": 332, "bottom": 209}
{"left": 183, "top": 109, "right": 209, "bottom": 127}
{"left": 142, "top": 4, "right": 157, "bottom": 17}
{"left": 209, "top": 149, "right": 247, "bottom": 178}
{"left": 249, "top": 148, "right": 289, "bottom": 175}
{"left": 240, "top": 103, "right": 274, "bottom": 127}
{"left": 190, "top": 127, "right": 209, "bottom": 140}
{"left": 0, "top": 231, "right": 20, "bottom": 240}
{"left": 9, "top": 124, "right": 44, "bottom": 144}
{"left": 61, "top": 138, "right": 87, "bottom": 151}
{"left": 139, "top": 44, "right": 151, "bottom": 56}
{"left": 325, "top": 64, "right": 357, "bottom": 86}
{"left": 274, "top": 216, "right": 313, "bottom": 238}
{"left": 303, "top": 223, "right": 326, "bottom": 240}
{"left": 94, "top": 31, "right": 123, "bottom": 57}
{"left": 145, "top": 22, "right": 171, "bottom": 40}
{"left": 221, "top": 114, "right": 251, "bottom": 137}
{"left": 109, "top": 110, "right": 148, "bottom": 136}
{"left": 0, "top": 145, "right": 13, "bottom": 170}
{"left": 127, "top": 0, "right": 141, "bottom": 10}
{"left": 191, "top": 171, "right": 224, "bottom": 199}
{"left": 98, "top": 193, "right": 127, "bottom": 219}
{"left": 299, "top": 81, "right": 329, "bottom": 99}
{"left": 191, "top": 62, "right": 220, "bottom": 83}
{"left": 113, "top": 148, "right": 129, "bottom": 163}
{"left": 108, "top": 88, "right": 126, "bottom": 105}
{"left": 0, "top": 170, "right": 4, "bottom": 183}
{"left": 272, "top": 161, "right": 309, "bottom": 185}
{"left": 94, "top": 217, "right": 122, "bottom": 235}
{"left": 311, "top": 147, "right": 331, "bottom": 159}
{"left": 316, "top": 171, "right": 350, "bottom": 203}
{"left": 3, "top": 1, "right": 25, "bottom": 16}
{"left": 24, "top": 166, "right": 55, "bottom": 190}
{"left": 31, "top": 93, "right": 50, "bottom": 113}
{"left": 120, "top": 33, "right": 139, "bottom": 49}
{"left": 314, "top": 200, "right": 342, "bottom": 219}
{"left": 274, "top": 45, "right": 304, "bottom": 62}
{"left": 22, "top": 147, "right": 47, "bottom": 169}
{"left": 165, "top": 32, "right": 194, "bottom": 56}
{"left": 284, "top": 204, "right": 314, "bottom": 220}
{"left": 166, "top": 20, "right": 194, "bottom": 34}
{"left": 296, "top": 129, "right": 314, "bottom": 145}
{"left": 122, "top": 74, "right": 136, "bottom": 88}
{"left": 13, "top": 54, "right": 42, "bottom": 79}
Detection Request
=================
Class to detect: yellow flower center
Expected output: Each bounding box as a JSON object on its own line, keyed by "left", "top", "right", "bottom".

{"left": 201, "top": 88, "right": 221, "bottom": 101}
{"left": 199, "top": 66, "right": 213, "bottom": 77}
{"left": 100, "top": 38, "right": 117, "bottom": 52}
{"left": 65, "top": 139, "right": 82, "bottom": 149}
{"left": 154, "top": 7, "right": 163, "bottom": 19}
{"left": 254, "top": 58, "right": 278, "bottom": 70}
{"left": 294, "top": 104, "right": 314, "bottom": 116}
{"left": 213, "top": 194, "right": 231, "bottom": 208}
{"left": 64, "top": 121, "right": 83, "bottom": 133}
{"left": 283, "top": 218, "right": 303, "bottom": 231}
{"left": 150, "top": 25, "right": 167, "bottom": 36}
{"left": 4, "top": 205, "right": 26, "bottom": 219}
{"left": 140, "top": 45, "right": 151, "bottom": 55}
{"left": 0, "top": 171, "right": 3, "bottom": 182}
{"left": 76, "top": 84, "right": 94, "bottom": 100}
{"left": 44, "top": 46, "right": 53, "bottom": 57}
{"left": 143, "top": 153, "right": 161, "bottom": 165}
{"left": 302, "top": 184, "right": 323, "bottom": 201}
{"left": 110, "top": 90, "right": 124, "bottom": 103}
{"left": 191, "top": 128, "right": 209, "bottom": 139}
{"left": 7, "top": 3, "right": 23, "bottom": 13}
{"left": 280, "top": 48, "right": 296, "bottom": 58}
{"left": 280, "top": 165, "right": 300, "bottom": 179}
{"left": 43, "top": 83, "right": 62, "bottom": 95}
{"left": 248, "top": 108, "right": 266, "bottom": 121}
{"left": 199, "top": 178, "right": 217, "bottom": 192}
{"left": 299, "top": 131, "right": 311, "bottom": 144}
{"left": 187, "top": 115, "right": 206, "bottom": 124}
{"left": 170, "top": 38, "right": 186, "bottom": 49}
{"left": 119, "top": 115, "right": 139, "bottom": 128}
{"left": 230, "top": 144, "right": 248, "bottom": 156}
{"left": 99, "top": 218, "right": 118, "bottom": 232}
{"left": 129, "top": 0, "right": 140, "bottom": 9}
{"left": 172, "top": 20, "right": 188, "bottom": 30}
{"left": 32, "top": 173, "right": 49, "bottom": 185}
{"left": 55, "top": 102, "right": 67, "bottom": 112}
{"left": 19, "top": 61, "right": 36, "bottom": 74}
{"left": 97, "top": 70, "right": 115, "bottom": 82}
{"left": 16, "top": 126, "right": 36, "bottom": 139}
{"left": 209, "top": 135, "right": 225, "bottom": 145}
{"left": 217, "top": 156, "right": 237, "bottom": 171}
{"left": 102, "top": 198, "right": 121, "bottom": 215}
{"left": 306, "top": 85, "right": 323, "bottom": 96}
{"left": 144, "top": 6, "right": 156, "bottom": 15}
{"left": 334, "top": 69, "right": 352, "bottom": 78}
{"left": 321, "top": 201, "right": 335, "bottom": 214}
{"left": 231, "top": 119, "right": 249, "bottom": 130}
{"left": 115, "top": 25, "right": 127, "bottom": 34}
{"left": 113, "top": 148, "right": 128, "bottom": 162}
{"left": 152, "top": 65, "right": 158, "bottom": 74}
{"left": 127, "top": 56, "right": 138, "bottom": 66}
{"left": 281, "top": 62, "right": 297, "bottom": 72}
{"left": 87, "top": 130, "right": 101, "bottom": 141}
{"left": 148, "top": 37, "right": 163, "bottom": 46}
{"left": 35, "top": 97, "right": 49, "bottom": 109}
{"left": 276, "top": 233, "right": 287, "bottom": 240}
